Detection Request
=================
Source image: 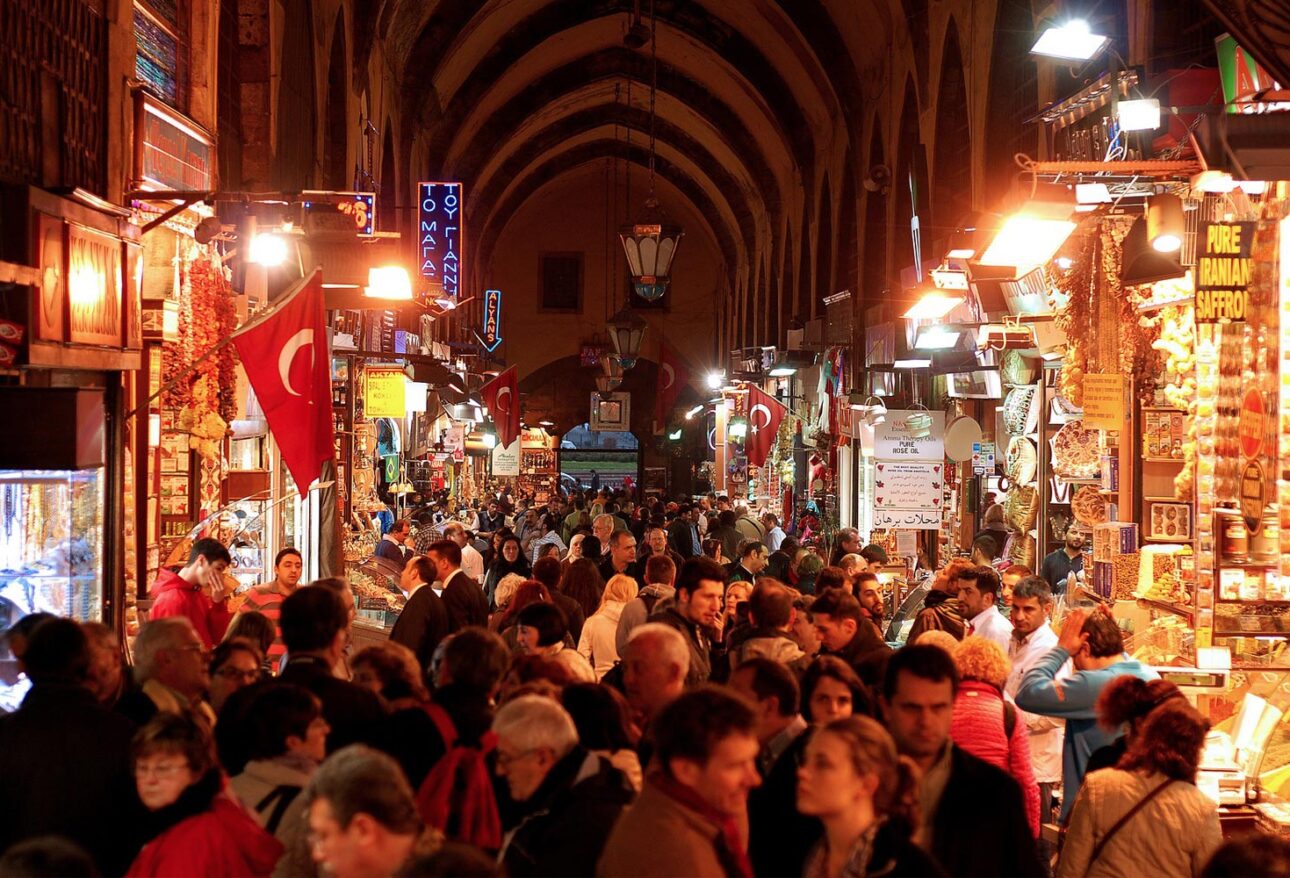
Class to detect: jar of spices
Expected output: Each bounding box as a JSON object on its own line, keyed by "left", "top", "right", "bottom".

{"left": 1222, "top": 513, "right": 1250, "bottom": 564}
{"left": 1252, "top": 505, "right": 1280, "bottom": 564}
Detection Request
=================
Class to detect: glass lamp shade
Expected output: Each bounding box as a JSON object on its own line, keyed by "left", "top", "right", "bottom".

{"left": 619, "top": 198, "right": 683, "bottom": 302}
{"left": 606, "top": 305, "right": 647, "bottom": 370}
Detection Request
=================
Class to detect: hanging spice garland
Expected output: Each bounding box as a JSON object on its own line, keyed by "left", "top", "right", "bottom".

{"left": 174, "top": 252, "right": 238, "bottom": 462}
{"left": 1054, "top": 226, "right": 1096, "bottom": 406}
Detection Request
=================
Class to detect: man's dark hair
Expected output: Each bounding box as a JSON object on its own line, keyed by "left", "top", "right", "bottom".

{"left": 281, "top": 585, "right": 349, "bottom": 653}
{"left": 610, "top": 529, "right": 634, "bottom": 548}
{"left": 739, "top": 540, "right": 767, "bottom": 559}
{"left": 883, "top": 643, "right": 961, "bottom": 701}
{"left": 859, "top": 544, "right": 889, "bottom": 566}
{"left": 274, "top": 547, "right": 302, "bottom": 567}
{"left": 397, "top": 842, "right": 500, "bottom": 878}
{"left": 748, "top": 579, "right": 793, "bottom": 629}
{"left": 763, "top": 513, "right": 779, "bottom": 527}
{"left": 580, "top": 535, "right": 602, "bottom": 559}
{"left": 1201, "top": 834, "right": 1290, "bottom": 878}
{"left": 855, "top": 571, "right": 879, "bottom": 587}
{"left": 304, "top": 744, "right": 420, "bottom": 834}
{"left": 1083, "top": 610, "right": 1126, "bottom": 658}
{"left": 816, "top": 566, "right": 848, "bottom": 592}
{"left": 1011, "top": 575, "right": 1053, "bottom": 605}
{"left": 531, "top": 556, "right": 562, "bottom": 591}
{"left": 427, "top": 539, "right": 462, "bottom": 568}
{"left": 676, "top": 556, "right": 728, "bottom": 598}
{"left": 540, "top": 513, "right": 559, "bottom": 532}
{"left": 810, "top": 589, "right": 862, "bottom": 624}
{"left": 22, "top": 618, "right": 89, "bottom": 684}
{"left": 645, "top": 553, "right": 676, "bottom": 586}
{"left": 1004, "top": 564, "right": 1034, "bottom": 579}
{"left": 654, "top": 685, "right": 757, "bottom": 772}
{"left": 718, "top": 510, "right": 737, "bottom": 528}
{"left": 189, "top": 537, "right": 231, "bottom": 566}
{"left": 439, "top": 628, "right": 511, "bottom": 692}
{"left": 962, "top": 565, "right": 1002, "bottom": 598}
{"left": 971, "top": 534, "right": 999, "bottom": 558}
{"left": 245, "top": 683, "right": 321, "bottom": 760}
{"left": 0, "top": 836, "right": 99, "bottom": 878}
{"left": 407, "top": 555, "right": 436, "bottom": 586}
{"left": 390, "top": 519, "right": 412, "bottom": 535}
{"left": 735, "top": 657, "right": 799, "bottom": 716}
{"left": 516, "top": 601, "right": 568, "bottom": 647}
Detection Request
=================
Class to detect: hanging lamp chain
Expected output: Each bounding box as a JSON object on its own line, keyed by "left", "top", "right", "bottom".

{"left": 648, "top": 0, "right": 658, "bottom": 197}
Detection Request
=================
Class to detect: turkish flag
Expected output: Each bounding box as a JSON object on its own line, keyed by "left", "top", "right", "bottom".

{"left": 744, "top": 383, "right": 787, "bottom": 468}
{"left": 482, "top": 366, "right": 521, "bottom": 448}
{"left": 232, "top": 270, "right": 333, "bottom": 496}
{"left": 654, "top": 342, "right": 691, "bottom": 429}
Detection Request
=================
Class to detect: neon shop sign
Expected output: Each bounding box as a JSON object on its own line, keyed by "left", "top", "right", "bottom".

{"left": 418, "top": 182, "right": 463, "bottom": 299}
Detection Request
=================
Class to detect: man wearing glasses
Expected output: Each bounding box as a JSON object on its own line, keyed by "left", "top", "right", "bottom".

{"left": 116, "top": 617, "right": 215, "bottom": 731}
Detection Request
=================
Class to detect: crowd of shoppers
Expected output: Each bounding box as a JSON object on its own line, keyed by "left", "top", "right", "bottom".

{"left": 1, "top": 488, "right": 1286, "bottom": 878}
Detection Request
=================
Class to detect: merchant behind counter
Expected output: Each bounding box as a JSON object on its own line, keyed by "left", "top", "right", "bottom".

{"left": 1041, "top": 525, "right": 1086, "bottom": 596}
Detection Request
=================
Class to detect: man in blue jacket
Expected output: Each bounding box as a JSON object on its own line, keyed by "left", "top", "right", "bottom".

{"left": 1015, "top": 607, "right": 1158, "bottom": 820}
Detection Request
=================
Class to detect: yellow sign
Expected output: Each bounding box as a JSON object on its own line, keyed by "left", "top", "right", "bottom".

{"left": 365, "top": 367, "right": 406, "bottom": 418}
{"left": 1082, "top": 373, "right": 1126, "bottom": 431}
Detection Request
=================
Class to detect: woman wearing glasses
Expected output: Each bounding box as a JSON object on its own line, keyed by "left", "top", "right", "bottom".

{"left": 128, "top": 713, "right": 282, "bottom": 877}
{"left": 207, "top": 639, "right": 264, "bottom": 714}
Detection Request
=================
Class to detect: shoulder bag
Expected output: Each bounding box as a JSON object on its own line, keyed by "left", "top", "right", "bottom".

{"left": 1081, "top": 778, "right": 1175, "bottom": 878}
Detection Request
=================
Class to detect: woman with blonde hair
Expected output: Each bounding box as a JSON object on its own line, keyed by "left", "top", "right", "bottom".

{"left": 797, "top": 715, "right": 944, "bottom": 878}
{"left": 949, "top": 636, "right": 1040, "bottom": 836}
{"left": 576, "top": 574, "right": 636, "bottom": 679}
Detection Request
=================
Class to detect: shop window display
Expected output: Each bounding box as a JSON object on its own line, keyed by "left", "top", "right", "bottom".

{"left": 0, "top": 469, "right": 104, "bottom": 712}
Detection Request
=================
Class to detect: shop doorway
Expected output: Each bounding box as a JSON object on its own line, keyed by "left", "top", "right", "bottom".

{"left": 559, "top": 424, "right": 640, "bottom": 493}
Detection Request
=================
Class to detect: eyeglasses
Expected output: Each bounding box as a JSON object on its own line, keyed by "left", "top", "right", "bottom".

{"left": 216, "top": 666, "right": 261, "bottom": 683}
{"left": 496, "top": 747, "right": 540, "bottom": 769}
{"left": 134, "top": 761, "right": 189, "bottom": 779}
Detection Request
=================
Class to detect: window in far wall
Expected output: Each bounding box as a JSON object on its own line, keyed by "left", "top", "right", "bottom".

{"left": 540, "top": 253, "right": 583, "bottom": 311}
{"left": 135, "top": 0, "right": 187, "bottom": 110}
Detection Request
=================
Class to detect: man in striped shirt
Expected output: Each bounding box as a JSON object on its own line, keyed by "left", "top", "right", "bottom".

{"left": 237, "top": 547, "right": 303, "bottom": 668}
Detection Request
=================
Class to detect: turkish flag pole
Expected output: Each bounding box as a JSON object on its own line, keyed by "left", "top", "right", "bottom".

{"left": 743, "top": 383, "right": 787, "bottom": 468}
{"left": 232, "top": 270, "right": 334, "bottom": 496}
{"left": 481, "top": 366, "right": 521, "bottom": 448}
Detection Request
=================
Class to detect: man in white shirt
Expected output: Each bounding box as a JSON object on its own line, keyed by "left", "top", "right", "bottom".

{"left": 958, "top": 565, "right": 1012, "bottom": 652}
{"left": 1004, "top": 574, "right": 1067, "bottom": 827}
{"left": 442, "top": 521, "right": 485, "bottom": 583}
{"left": 761, "top": 513, "right": 786, "bottom": 552}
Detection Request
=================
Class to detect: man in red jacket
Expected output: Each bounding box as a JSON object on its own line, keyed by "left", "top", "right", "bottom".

{"left": 148, "top": 538, "right": 233, "bottom": 649}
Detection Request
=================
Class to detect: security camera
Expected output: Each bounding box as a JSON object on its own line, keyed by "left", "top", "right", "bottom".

{"left": 863, "top": 165, "right": 892, "bottom": 194}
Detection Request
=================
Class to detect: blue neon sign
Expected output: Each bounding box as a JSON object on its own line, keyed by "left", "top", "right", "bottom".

{"left": 417, "top": 182, "right": 463, "bottom": 299}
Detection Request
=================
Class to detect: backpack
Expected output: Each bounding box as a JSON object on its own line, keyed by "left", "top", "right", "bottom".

{"left": 254, "top": 784, "right": 303, "bottom": 835}
{"left": 415, "top": 703, "right": 503, "bottom": 851}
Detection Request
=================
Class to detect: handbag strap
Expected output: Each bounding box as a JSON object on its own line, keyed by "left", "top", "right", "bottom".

{"left": 1082, "top": 778, "right": 1175, "bottom": 877}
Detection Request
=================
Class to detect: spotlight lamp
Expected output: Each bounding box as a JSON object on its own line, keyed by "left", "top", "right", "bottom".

{"left": 705, "top": 371, "right": 726, "bottom": 390}
{"left": 248, "top": 233, "right": 288, "bottom": 267}
{"left": 1147, "top": 193, "right": 1185, "bottom": 254}
{"left": 728, "top": 416, "right": 749, "bottom": 440}
{"left": 1117, "top": 98, "right": 1161, "bottom": 132}
{"left": 1030, "top": 19, "right": 1109, "bottom": 61}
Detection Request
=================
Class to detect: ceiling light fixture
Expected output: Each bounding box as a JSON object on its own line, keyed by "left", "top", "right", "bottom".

{"left": 903, "top": 291, "right": 965, "bottom": 320}
{"left": 1117, "top": 98, "right": 1161, "bottom": 132}
{"left": 914, "top": 326, "right": 963, "bottom": 350}
{"left": 1147, "top": 193, "right": 1185, "bottom": 253}
{"left": 768, "top": 364, "right": 797, "bottom": 377}
{"left": 1030, "top": 19, "right": 1109, "bottom": 61}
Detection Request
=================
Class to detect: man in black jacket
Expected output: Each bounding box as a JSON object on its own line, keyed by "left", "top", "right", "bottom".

{"left": 389, "top": 554, "right": 450, "bottom": 673}
{"left": 882, "top": 645, "right": 1044, "bottom": 878}
{"left": 666, "top": 503, "right": 702, "bottom": 559}
{"left": 0, "top": 618, "right": 142, "bottom": 875}
{"left": 493, "top": 694, "right": 633, "bottom": 877}
{"left": 279, "top": 586, "right": 386, "bottom": 752}
{"left": 653, "top": 556, "right": 727, "bottom": 686}
{"left": 810, "top": 589, "right": 892, "bottom": 688}
{"left": 427, "top": 539, "right": 489, "bottom": 631}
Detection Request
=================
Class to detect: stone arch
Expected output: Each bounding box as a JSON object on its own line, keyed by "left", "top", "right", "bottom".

{"left": 984, "top": 0, "right": 1038, "bottom": 199}
{"left": 324, "top": 12, "right": 349, "bottom": 189}
{"left": 276, "top": 0, "right": 317, "bottom": 190}
{"left": 861, "top": 118, "right": 887, "bottom": 309}
{"left": 378, "top": 123, "right": 397, "bottom": 232}
{"left": 814, "top": 177, "right": 834, "bottom": 317}
{"left": 931, "top": 18, "right": 971, "bottom": 246}
{"left": 892, "top": 80, "right": 922, "bottom": 281}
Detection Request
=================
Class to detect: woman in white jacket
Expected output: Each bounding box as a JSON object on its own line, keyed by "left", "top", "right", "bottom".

{"left": 1057, "top": 699, "right": 1221, "bottom": 878}
{"left": 577, "top": 574, "right": 637, "bottom": 680}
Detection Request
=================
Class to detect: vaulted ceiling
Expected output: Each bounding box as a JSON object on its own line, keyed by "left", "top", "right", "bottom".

{"left": 371, "top": 0, "right": 893, "bottom": 288}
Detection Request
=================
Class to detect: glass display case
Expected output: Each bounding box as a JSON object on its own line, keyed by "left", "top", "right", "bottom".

{"left": 0, "top": 468, "right": 105, "bottom": 712}
{"left": 346, "top": 556, "right": 405, "bottom": 635}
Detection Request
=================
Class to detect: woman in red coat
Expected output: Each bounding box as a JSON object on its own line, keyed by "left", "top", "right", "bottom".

{"left": 128, "top": 712, "right": 283, "bottom": 877}
{"left": 948, "top": 636, "right": 1042, "bottom": 836}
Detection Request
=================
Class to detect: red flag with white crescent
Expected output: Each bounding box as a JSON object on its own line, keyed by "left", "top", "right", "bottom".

{"left": 654, "top": 342, "right": 691, "bottom": 429}
{"left": 482, "top": 366, "right": 521, "bottom": 449}
{"left": 232, "top": 270, "right": 334, "bottom": 496}
{"left": 744, "top": 383, "right": 787, "bottom": 468}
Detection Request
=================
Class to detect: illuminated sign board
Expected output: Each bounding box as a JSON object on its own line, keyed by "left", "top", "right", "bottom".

{"left": 302, "top": 191, "right": 376, "bottom": 236}
{"left": 418, "top": 182, "right": 463, "bottom": 299}
{"left": 479, "top": 289, "right": 502, "bottom": 352}
{"left": 1196, "top": 221, "right": 1254, "bottom": 324}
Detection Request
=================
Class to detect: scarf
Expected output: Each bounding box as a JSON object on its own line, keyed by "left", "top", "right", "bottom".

{"left": 141, "top": 768, "right": 223, "bottom": 843}
{"left": 648, "top": 772, "right": 753, "bottom": 878}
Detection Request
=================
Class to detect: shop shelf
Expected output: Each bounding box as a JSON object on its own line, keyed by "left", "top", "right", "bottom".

{"left": 1137, "top": 597, "right": 1195, "bottom": 620}
{"left": 1215, "top": 598, "right": 1290, "bottom": 606}
{"left": 1142, "top": 457, "right": 1186, "bottom": 464}
{"left": 1141, "top": 406, "right": 1188, "bottom": 413}
{"left": 1218, "top": 559, "right": 1280, "bottom": 570}
{"left": 1137, "top": 296, "right": 1195, "bottom": 314}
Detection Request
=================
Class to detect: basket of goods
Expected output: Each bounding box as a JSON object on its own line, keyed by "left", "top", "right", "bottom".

{"left": 1071, "top": 485, "right": 1108, "bottom": 526}
{"left": 1005, "top": 437, "right": 1038, "bottom": 485}
{"left": 1004, "top": 484, "right": 1039, "bottom": 531}
{"left": 1002, "top": 387, "right": 1039, "bottom": 436}
{"left": 1052, "top": 419, "right": 1101, "bottom": 479}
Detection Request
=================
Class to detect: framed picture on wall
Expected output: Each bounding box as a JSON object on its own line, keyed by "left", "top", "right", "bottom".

{"left": 590, "top": 392, "right": 631, "bottom": 432}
